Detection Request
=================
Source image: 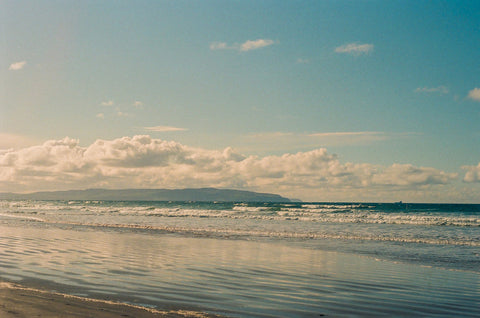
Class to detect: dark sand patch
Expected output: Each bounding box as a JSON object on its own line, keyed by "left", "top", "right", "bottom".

{"left": 0, "top": 282, "right": 223, "bottom": 318}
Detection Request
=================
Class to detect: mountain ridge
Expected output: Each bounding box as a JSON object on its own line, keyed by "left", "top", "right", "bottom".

{"left": 0, "top": 188, "right": 292, "bottom": 202}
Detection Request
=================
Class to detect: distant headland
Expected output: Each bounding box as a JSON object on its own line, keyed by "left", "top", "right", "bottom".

{"left": 0, "top": 188, "right": 292, "bottom": 202}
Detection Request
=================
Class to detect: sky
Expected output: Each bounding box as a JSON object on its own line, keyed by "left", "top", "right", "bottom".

{"left": 1, "top": 0, "right": 480, "bottom": 202}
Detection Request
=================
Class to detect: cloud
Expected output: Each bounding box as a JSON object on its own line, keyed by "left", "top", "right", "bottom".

{"left": 335, "top": 42, "right": 374, "bottom": 55}
{"left": 9, "top": 61, "right": 27, "bottom": 70}
{"left": 467, "top": 88, "right": 480, "bottom": 101}
{"left": 462, "top": 163, "right": 480, "bottom": 182}
{"left": 100, "top": 100, "right": 114, "bottom": 106}
{"left": 144, "top": 126, "right": 188, "bottom": 132}
{"left": 210, "top": 39, "right": 275, "bottom": 52}
{"left": 371, "top": 164, "right": 457, "bottom": 186}
{"left": 240, "top": 39, "right": 275, "bottom": 51}
{"left": 415, "top": 86, "right": 449, "bottom": 94}
{"left": 96, "top": 113, "right": 105, "bottom": 119}
{"left": 0, "top": 135, "right": 459, "bottom": 201}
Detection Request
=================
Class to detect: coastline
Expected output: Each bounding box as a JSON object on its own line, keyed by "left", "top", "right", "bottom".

{"left": 1, "top": 201, "right": 479, "bottom": 317}
{"left": 0, "top": 282, "right": 221, "bottom": 318}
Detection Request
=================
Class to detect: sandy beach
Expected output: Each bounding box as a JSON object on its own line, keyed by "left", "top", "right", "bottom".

{"left": 0, "top": 282, "right": 220, "bottom": 318}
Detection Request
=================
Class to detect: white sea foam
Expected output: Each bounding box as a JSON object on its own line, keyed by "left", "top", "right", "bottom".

{"left": 1, "top": 200, "right": 479, "bottom": 251}
{"left": 0, "top": 212, "right": 45, "bottom": 222}
{"left": 2, "top": 201, "right": 479, "bottom": 227}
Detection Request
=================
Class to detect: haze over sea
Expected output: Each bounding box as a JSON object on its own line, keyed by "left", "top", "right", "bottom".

{"left": 1, "top": 199, "right": 479, "bottom": 317}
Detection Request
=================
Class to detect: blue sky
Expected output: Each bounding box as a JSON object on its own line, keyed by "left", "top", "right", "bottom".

{"left": 1, "top": 0, "right": 480, "bottom": 202}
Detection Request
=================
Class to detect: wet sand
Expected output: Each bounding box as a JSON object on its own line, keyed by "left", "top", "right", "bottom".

{"left": 0, "top": 282, "right": 220, "bottom": 318}
{"left": 1, "top": 224, "right": 479, "bottom": 317}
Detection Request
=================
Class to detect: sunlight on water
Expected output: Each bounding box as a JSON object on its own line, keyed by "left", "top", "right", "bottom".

{"left": 1, "top": 200, "right": 480, "bottom": 316}
{"left": 0, "top": 223, "right": 479, "bottom": 317}
{"left": 1, "top": 200, "right": 479, "bottom": 272}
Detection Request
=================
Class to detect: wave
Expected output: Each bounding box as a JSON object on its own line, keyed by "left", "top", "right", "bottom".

{"left": 0, "top": 213, "right": 45, "bottom": 222}
{"left": 1, "top": 200, "right": 479, "bottom": 249}
{"left": 1, "top": 203, "right": 479, "bottom": 227}
{"left": 6, "top": 216, "right": 476, "bottom": 247}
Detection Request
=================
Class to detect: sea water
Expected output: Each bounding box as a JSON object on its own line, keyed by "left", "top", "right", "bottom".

{"left": 0, "top": 200, "right": 479, "bottom": 317}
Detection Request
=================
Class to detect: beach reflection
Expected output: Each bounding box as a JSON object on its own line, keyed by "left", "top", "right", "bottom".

{"left": 1, "top": 224, "right": 479, "bottom": 317}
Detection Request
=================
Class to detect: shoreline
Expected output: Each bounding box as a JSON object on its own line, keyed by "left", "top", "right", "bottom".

{"left": 1, "top": 211, "right": 478, "bottom": 317}
{"left": 0, "top": 282, "right": 222, "bottom": 318}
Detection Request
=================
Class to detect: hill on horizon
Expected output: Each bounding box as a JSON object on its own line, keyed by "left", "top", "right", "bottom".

{"left": 0, "top": 188, "right": 292, "bottom": 202}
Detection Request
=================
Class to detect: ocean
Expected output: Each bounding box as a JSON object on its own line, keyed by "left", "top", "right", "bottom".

{"left": 0, "top": 200, "right": 479, "bottom": 317}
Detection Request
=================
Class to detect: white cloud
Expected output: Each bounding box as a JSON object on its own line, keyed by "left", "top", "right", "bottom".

{"left": 240, "top": 39, "right": 275, "bottom": 51}
{"left": 335, "top": 42, "right": 374, "bottom": 55}
{"left": 462, "top": 163, "right": 480, "bottom": 182}
{"left": 96, "top": 113, "right": 105, "bottom": 119}
{"left": 100, "top": 100, "right": 114, "bottom": 106}
{"left": 210, "top": 39, "right": 275, "bottom": 52}
{"left": 0, "top": 135, "right": 460, "bottom": 201}
{"left": 144, "top": 126, "right": 188, "bottom": 132}
{"left": 9, "top": 61, "right": 27, "bottom": 71}
{"left": 371, "top": 164, "right": 457, "bottom": 186}
{"left": 467, "top": 88, "right": 480, "bottom": 101}
{"left": 415, "top": 86, "right": 449, "bottom": 94}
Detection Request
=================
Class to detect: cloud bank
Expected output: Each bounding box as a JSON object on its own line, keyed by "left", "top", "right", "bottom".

{"left": 463, "top": 163, "right": 480, "bottom": 183}
{"left": 0, "top": 136, "right": 461, "bottom": 201}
